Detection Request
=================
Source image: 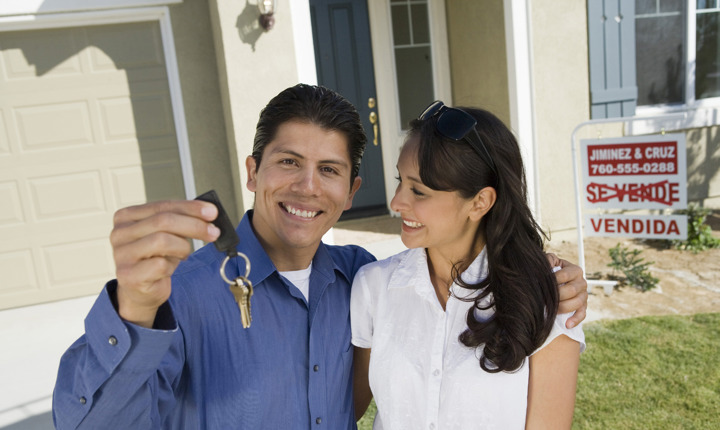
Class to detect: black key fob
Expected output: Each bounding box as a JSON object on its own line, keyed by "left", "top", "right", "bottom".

{"left": 195, "top": 190, "right": 239, "bottom": 257}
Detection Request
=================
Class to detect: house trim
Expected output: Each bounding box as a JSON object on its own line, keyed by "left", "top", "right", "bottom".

{"left": 0, "top": 0, "right": 182, "bottom": 17}
{"left": 504, "top": 0, "right": 538, "bottom": 217}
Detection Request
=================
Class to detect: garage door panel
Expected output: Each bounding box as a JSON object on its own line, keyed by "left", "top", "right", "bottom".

{"left": 1, "top": 214, "right": 112, "bottom": 246}
{"left": 0, "top": 28, "right": 82, "bottom": 79}
{"left": 0, "top": 145, "right": 143, "bottom": 180}
{"left": 87, "top": 23, "right": 164, "bottom": 72}
{"left": 0, "top": 112, "right": 9, "bottom": 154}
{"left": 43, "top": 238, "right": 114, "bottom": 287}
{"left": 98, "top": 97, "right": 139, "bottom": 142}
{"left": 99, "top": 93, "right": 174, "bottom": 141}
{"left": 28, "top": 171, "right": 106, "bottom": 220}
{"left": 14, "top": 101, "right": 94, "bottom": 150}
{"left": 0, "top": 180, "right": 24, "bottom": 225}
{"left": 0, "top": 249, "right": 38, "bottom": 293}
{"left": 110, "top": 165, "right": 147, "bottom": 208}
{"left": 132, "top": 94, "right": 173, "bottom": 138}
{"left": 0, "top": 71, "right": 134, "bottom": 96}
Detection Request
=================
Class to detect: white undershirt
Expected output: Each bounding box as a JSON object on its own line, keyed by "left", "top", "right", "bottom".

{"left": 279, "top": 263, "right": 312, "bottom": 302}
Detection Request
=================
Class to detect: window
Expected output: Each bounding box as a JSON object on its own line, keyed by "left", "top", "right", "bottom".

{"left": 588, "top": 0, "right": 720, "bottom": 123}
{"left": 636, "top": 0, "right": 720, "bottom": 107}
{"left": 696, "top": 1, "right": 720, "bottom": 100}
{"left": 390, "top": 0, "right": 434, "bottom": 128}
{"left": 635, "top": 0, "right": 686, "bottom": 105}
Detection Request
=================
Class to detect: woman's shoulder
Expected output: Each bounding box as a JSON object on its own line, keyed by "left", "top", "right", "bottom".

{"left": 533, "top": 313, "right": 587, "bottom": 355}
{"left": 354, "top": 248, "right": 422, "bottom": 287}
{"left": 357, "top": 247, "right": 422, "bottom": 275}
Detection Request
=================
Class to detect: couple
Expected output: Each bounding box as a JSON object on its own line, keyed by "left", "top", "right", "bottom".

{"left": 53, "top": 84, "right": 586, "bottom": 429}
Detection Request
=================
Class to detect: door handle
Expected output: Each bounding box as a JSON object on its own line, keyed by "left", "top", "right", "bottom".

{"left": 369, "top": 111, "right": 378, "bottom": 146}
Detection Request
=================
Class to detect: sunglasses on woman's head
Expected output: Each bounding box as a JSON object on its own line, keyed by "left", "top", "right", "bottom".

{"left": 418, "top": 101, "right": 498, "bottom": 179}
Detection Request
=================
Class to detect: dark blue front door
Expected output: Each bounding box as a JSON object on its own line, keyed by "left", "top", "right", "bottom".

{"left": 310, "top": 0, "right": 387, "bottom": 219}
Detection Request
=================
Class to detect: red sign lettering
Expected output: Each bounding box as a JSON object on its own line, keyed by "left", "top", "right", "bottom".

{"left": 585, "top": 181, "right": 680, "bottom": 206}
{"left": 588, "top": 217, "right": 682, "bottom": 236}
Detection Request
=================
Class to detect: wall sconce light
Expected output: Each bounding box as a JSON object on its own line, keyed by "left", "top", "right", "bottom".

{"left": 258, "top": 0, "right": 276, "bottom": 31}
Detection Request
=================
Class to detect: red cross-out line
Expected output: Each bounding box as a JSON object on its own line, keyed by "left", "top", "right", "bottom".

{"left": 586, "top": 180, "right": 671, "bottom": 205}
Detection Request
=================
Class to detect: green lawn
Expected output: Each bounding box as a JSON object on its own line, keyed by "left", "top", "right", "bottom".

{"left": 358, "top": 313, "right": 720, "bottom": 430}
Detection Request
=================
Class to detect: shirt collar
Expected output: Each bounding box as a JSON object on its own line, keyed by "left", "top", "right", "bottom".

{"left": 233, "top": 211, "right": 341, "bottom": 287}
{"left": 309, "top": 240, "right": 339, "bottom": 285}
{"left": 459, "top": 247, "right": 489, "bottom": 285}
{"left": 232, "top": 211, "right": 277, "bottom": 287}
{"left": 387, "top": 248, "right": 427, "bottom": 290}
{"left": 386, "top": 247, "right": 489, "bottom": 300}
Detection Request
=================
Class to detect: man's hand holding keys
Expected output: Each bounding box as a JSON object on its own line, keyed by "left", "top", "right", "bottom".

{"left": 110, "top": 200, "right": 221, "bottom": 328}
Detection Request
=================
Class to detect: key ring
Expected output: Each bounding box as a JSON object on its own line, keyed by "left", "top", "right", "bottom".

{"left": 220, "top": 252, "right": 251, "bottom": 285}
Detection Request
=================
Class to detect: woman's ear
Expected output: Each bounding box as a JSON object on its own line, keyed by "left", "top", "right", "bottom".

{"left": 469, "top": 187, "right": 496, "bottom": 222}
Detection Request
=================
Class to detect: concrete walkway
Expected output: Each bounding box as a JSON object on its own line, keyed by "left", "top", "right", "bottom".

{"left": 0, "top": 295, "right": 95, "bottom": 429}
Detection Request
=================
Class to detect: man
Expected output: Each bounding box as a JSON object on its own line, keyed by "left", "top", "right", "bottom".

{"left": 53, "top": 84, "right": 587, "bottom": 429}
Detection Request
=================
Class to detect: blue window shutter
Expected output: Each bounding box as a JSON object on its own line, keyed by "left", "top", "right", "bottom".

{"left": 587, "top": 0, "right": 637, "bottom": 118}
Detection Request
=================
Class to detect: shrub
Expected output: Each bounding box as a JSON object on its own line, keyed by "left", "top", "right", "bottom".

{"left": 673, "top": 204, "right": 720, "bottom": 252}
{"left": 607, "top": 243, "right": 659, "bottom": 292}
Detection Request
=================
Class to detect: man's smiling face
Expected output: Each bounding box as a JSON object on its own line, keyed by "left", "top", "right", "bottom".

{"left": 246, "top": 120, "right": 361, "bottom": 268}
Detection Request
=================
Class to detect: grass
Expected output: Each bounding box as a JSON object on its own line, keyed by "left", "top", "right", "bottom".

{"left": 357, "top": 313, "right": 720, "bottom": 430}
{"left": 357, "top": 401, "right": 376, "bottom": 429}
{"left": 574, "top": 313, "right": 720, "bottom": 429}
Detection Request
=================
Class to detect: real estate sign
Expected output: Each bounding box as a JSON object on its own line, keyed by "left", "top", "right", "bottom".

{"left": 580, "top": 134, "right": 687, "bottom": 240}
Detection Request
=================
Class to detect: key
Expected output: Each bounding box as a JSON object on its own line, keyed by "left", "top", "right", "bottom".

{"left": 195, "top": 190, "right": 239, "bottom": 257}
{"left": 230, "top": 276, "right": 253, "bottom": 328}
{"left": 196, "top": 190, "right": 253, "bottom": 328}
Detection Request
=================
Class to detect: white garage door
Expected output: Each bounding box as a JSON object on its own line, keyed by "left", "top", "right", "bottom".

{"left": 0, "top": 21, "right": 186, "bottom": 310}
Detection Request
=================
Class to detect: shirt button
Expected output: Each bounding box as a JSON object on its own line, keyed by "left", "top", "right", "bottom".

{"left": 79, "top": 397, "right": 87, "bottom": 405}
{"left": 108, "top": 336, "right": 118, "bottom": 346}
{"left": 313, "top": 365, "right": 319, "bottom": 372}
{"left": 429, "top": 423, "right": 435, "bottom": 430}
{"left": 315, "top": 417, "right": 322, "bottom": 424}
{"left": 433, "top": 369, "right": 440, "bottom": 376}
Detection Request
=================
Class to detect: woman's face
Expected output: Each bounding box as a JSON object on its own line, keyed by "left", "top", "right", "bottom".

{"left": 390, "top": 135, "right": 481, "bottom": 258}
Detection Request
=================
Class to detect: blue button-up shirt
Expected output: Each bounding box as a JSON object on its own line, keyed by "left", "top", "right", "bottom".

{"left": 52, "top": 211, "right": 375, "bottom": 429}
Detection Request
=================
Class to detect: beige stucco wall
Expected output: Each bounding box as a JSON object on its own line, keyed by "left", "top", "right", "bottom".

{"left": 530, "top": 0, "right": 592, "bottom": 235}
{"left": 445, "top": 0, "right": 510, "bottom": 125}
{"left": 686, "top": 126, "right": 720, "bottom": 207}
{"left": 169, "top": 1, "right": 239, "bottom": 221}
{"left": 207, "top": 0, "right": 301, "bottom": 218}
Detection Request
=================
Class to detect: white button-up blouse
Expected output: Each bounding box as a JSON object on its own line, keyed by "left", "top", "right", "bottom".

{"left": 351, "top": 247, "right": 586, "bottom": 430}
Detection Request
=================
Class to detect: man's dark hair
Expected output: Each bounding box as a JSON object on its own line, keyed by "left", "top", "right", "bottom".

{"left": 252, "top": 84, "right": 367, "bottom": 184}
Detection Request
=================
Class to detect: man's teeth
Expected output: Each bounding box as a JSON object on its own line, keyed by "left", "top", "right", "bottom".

{"left": 403, "top": 220, "right": 424, "bottom": 228}
{"left": 285, "top": 204, "right": 318, "bottom": 219}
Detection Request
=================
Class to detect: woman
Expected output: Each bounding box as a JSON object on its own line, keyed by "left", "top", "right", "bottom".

{"left": 351, "top": 102, "right": 585, "bottom": 429}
